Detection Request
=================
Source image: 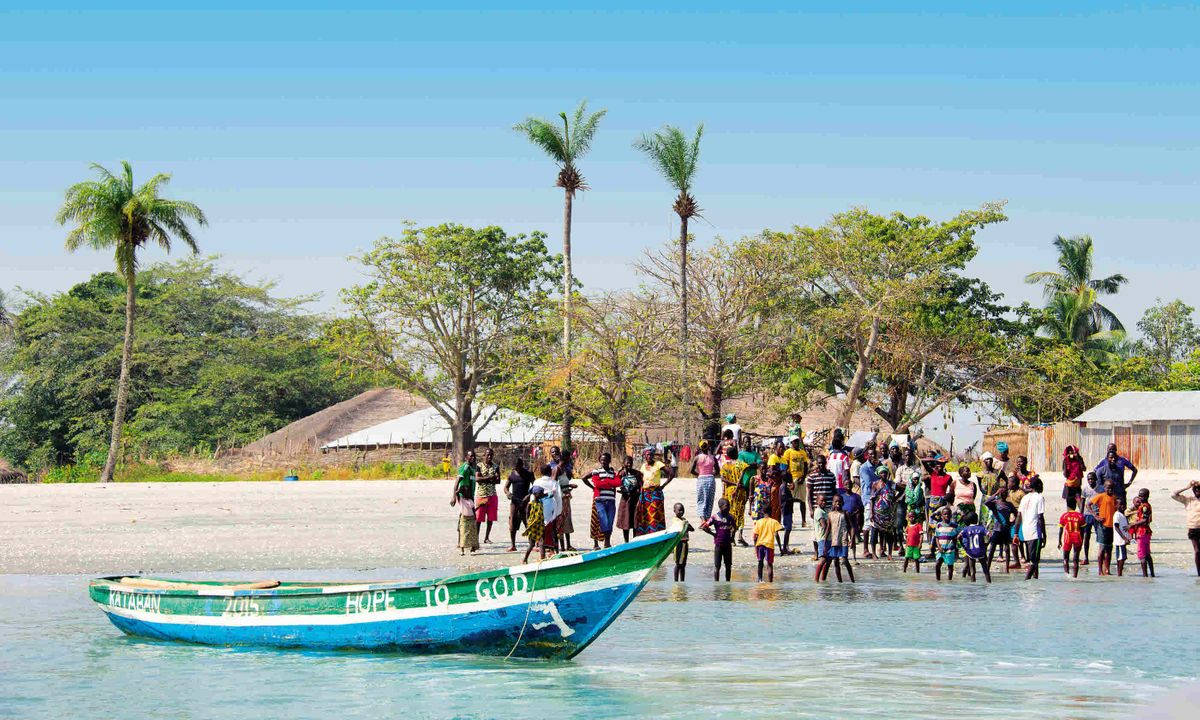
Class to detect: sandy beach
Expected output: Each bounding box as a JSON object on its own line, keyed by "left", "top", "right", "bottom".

{"left": 3, "top": 470, "right": 1198, "bottom": 576}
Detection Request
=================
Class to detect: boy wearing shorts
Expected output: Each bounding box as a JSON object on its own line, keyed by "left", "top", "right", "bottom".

{"left": 825, "top": 494, "right": 855, "bottom": 583}
{"left": 958, "top": 507, "right": 990, "bottom": 583}
{"left": 1058, "top": 496, "right": 1084, "bottom": 578}
{"left": 933, "top": 507, "right": 958, "bottom": 582}
{"left": 1112, "top": 498, "right": 1130, "bottom": 576}
{"left": 813, "top": 495, "right": 831, "bottom": 582}
{"left": 753, "top": 512, "right": 783, "bottom": 583}
{"left": 902, "top": 511, "right": 922, "bottom": 573}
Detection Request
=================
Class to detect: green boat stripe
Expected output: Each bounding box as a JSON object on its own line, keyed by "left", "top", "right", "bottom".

{"left": 97, "top": 568, "right": 649, "bottom": 626}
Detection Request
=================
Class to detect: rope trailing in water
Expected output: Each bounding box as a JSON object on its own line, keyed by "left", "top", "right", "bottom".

{"left": 504, "top": 555, "right": 545, "bottom": 660}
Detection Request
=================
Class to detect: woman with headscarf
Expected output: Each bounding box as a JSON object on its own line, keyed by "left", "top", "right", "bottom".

{"left": 720, "top": 445, "right": 750, "bottom": 546}
{"left": 635, "top": 446, "right": 675, "bottom": 535}
{"left": 1062, "top": 445, "right": 1086, "bottom": 505}
{"left": 615, "top": 456, "right": 643, "bottom": 543}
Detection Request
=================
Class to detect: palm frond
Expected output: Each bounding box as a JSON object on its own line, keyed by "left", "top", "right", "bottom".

{"left": 513, "top": 117, "right": 569, "bottom": 163}
{"left": 634, "top": 123, "right": 704, "bottom": 196}
{"left": 1089, "top": 273, "right": 1128, "bottom": 295}
{"left": 566, "top": 100, "right": 606, "bottom": 159}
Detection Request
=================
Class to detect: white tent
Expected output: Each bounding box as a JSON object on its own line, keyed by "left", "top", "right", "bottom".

{"left": 320, "top": 405, "right": 603, "bottom": 449}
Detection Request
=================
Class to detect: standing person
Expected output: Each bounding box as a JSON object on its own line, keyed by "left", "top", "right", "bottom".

{"left": 902, "top": 511, "right": 923, "bottom": 573}
{"left": 826, "top": 494, "right": 855, "bottom": 583}
{"left": 994, "top": 441, "right": 1014, "bottom": 483}
{"left": 983, "top": 486, "right": 1016, "bottom": 573}
{"left": 1007, "top": 475, "right": 1026, "bottom": 568}
{"left": 932, "top": 507, "right": 958, "bottom": 582}
{"left": 751, "top": 463, "right": 773, "bottom": 522}
{"left": 1094, "top": 446, "right": 1137, "bottom": 504}
{"left": 870, "top": 466, "right": 896, "bottom": 560}
{"left": 950, "top": 465, "right": 980, "bottom": 523}
{"left": 1061, "top": 445, "right": 1086, "bottom": 507}
{"left": 581, "top": 452, "right": 621, "bottom": 549}
{"left": 1058, "top": 496, "right": 1085, "bottom": 578}
{"left": 503, "top": 457, "right": 534, "bottom": 551}
{"left": 533, "top": 465, "right": 563, "bottom": 555}
{"left": 717, "top": 429, "right": 738, "bottom": 465}
{"left": 452, "top": 450, "right": 479, "bottom": 555}
{"left": 691, "top": 440, "right": 719, "bottom": 522}
{"left": 858, "top": 449, "right": 878, "bottom": 557}
{"left": 976, "top": 453, "right": 1002, "bottom": 526}
{"left": 838, "top": 482, "right": 864, "bottom": 561}
{"left": 737, "top": 435, "right": 760, "bottom": 538}
{"left": 958, "top": 507, "right": 990, "bottom": 583}
{"left": 807, "top": 455, "right": 837, "bottom": 559}
{"left": 779, "top": 467, "right": 796, "bottom": 554}
{"left": 784, "top": 437, "right": 811, "bottom": 527}
{"left": 719, "top": 446, "right": 750, "bottom": 547}
{"left": 827, "top": 429, "right": 852, "bottom": 490}
{"left": 1129, "top": 488, "right": 1155, "bottom": 578}
{"left": 1017, "top": 476, "right": 1046, "bottom": 580}
{"left": 441, "top": 452, "right": 452, "bottom": 478}
{"left": 902, "top": 458, "right": 926, "bottom": 533}
{"left": 1087, "top": 479, "right": 1119, "bottom": 575}
{"left": 474, "top": 448, "right": 502, "bottom": 544}
{"left": 1080, "top": 471, "right": 1102, "bottom": 565}
{"left": 671, "top": 503, "right": 694, "bottom": 582}
{"left": 521, "top": 486, "right": 547, "bottom": 563}
{"left": 635, "top": 446, "right": 674, "bottom": 535}
{"left": 615, "top": 456, "right": 643, "bottom": 543}
{"left": 700, "top": 497, "right": 736, "bottom": 582}
{"left": 1112, "top": 498, "right": 1131, "bottom": 576}
{"left": 787, "top": 412, "right": 804, "bottom": 441}
{"left": 721, "top": 414, "right": 743, "bottom": 445}
{"left": 753, "top": 510, "right": 784, "bottom": 582}
{"left": 813, "top": 495, "right": 832, "bottom": 581}
{"left": 1171, "top": 481, "right": 1200, "bottom": 576}
{"left": 548, "top": 446, "right": 577, "bottom": 551}
{"left": 925, "top": 459, "right": 953, "bottom": 555}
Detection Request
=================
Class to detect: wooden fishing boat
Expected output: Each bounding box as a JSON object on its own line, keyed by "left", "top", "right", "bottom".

{"left": 88, "top": 528, "right": 681, "bottom": 659}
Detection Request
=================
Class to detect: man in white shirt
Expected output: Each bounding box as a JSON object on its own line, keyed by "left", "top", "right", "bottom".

{"left": 1017, "top": 476, "right": 1046, "bottom": 580}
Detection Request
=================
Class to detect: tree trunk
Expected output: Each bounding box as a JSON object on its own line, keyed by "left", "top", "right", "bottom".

{"left": 678, "top": 211, "right": 690, "bottom": 444}
{"left": 452, "top": 394, "right": 475, "bottom": 462}
{"left": 702, "top": 352, "right": 723, "bottom": 445}
{"left": 838, "top": 315, "right": 880, "bottom": 429}
{"left": 607, "top": 430, "right": 627, "bottom": 460}
{"left": 100, "top": 271, "right": 137, "bottom": 483}
{"left": 561, "top": 189, "right": 574, "bottom": 454}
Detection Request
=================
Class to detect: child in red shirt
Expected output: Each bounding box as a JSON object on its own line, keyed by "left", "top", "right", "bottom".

{"left": 1129, "top": 488, "right": 1155, "bottom": 578}
{"left": 1058, "top": 496, "right": 1085, "bottom": 578}
{"left": 902, "top": 511, "right": 923, "bottom": 574}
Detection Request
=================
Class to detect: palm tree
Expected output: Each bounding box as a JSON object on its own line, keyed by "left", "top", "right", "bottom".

{"left": 1025, "top": 234, "right": 1128, "bottom": 335}
{"left": 634, "top": 124, "right": 703, "bottom": 439}
{"left": 514, "top": 100, "right": 606, "bottom": 452}
{"left": 1039, "top": 287, "right": 1125, "bottom": 363}
{"left": 56, "top": 162, "right": 206, "bottom": 481}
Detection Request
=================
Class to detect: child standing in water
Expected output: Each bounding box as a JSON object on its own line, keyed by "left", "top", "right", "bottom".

{"left": 671, "top": 502, "right": 695, "bottom": 582}
{"left": 1112, "top": 498, "right": 1131, "bottom": 576}
{"left": 933, "top": 507, "right": 959, "bottom": 582}
{"left": 902, "top": 511, "right": 922, "bottom": 573}
{"left": 1058, "top": 496, "right": 1084, "bottom": 578}
{"left": 957, "top": 507, "right": 990, "bottom": 583}
{"left": 826, "top": 494, "right": 855, "bottom": 583}
{"left": 1129, "top": 488, "right": 1154, "bottom": 577}
{"left": 700, "top": 497, "right": 736, "bottom": 582}
{"left": 753, "top": 511, "right": 784, "bottom": 582}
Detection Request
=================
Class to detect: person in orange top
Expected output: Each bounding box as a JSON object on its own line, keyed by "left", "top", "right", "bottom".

{"left": 1088, "top": 479, "right": 1119, "bottom": 576}
{"left": 1057, "top": 496, "right": 1085, "bottom": 578}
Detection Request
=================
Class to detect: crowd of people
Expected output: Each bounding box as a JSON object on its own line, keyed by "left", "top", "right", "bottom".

{"left": 449, "top": 419, "right": 1200, "bottom": 583}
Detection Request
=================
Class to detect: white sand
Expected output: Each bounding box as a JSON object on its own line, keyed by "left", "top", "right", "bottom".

{"left": 2, "top": 470, "right": 1197, "bottom": 575}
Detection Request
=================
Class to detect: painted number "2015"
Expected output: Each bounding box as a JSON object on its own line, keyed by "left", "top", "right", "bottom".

{"left": 222, "top": 596, "right": 261, "bottom": 616}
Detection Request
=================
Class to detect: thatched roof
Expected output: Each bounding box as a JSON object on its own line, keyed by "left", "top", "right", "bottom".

{"left": 0, "top": 458, "right": 30, "bottom": 484}
{"left": 240, "top": 388, "right": 429, "bottom": 456}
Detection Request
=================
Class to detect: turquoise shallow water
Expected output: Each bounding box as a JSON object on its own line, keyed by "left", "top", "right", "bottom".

{"left": 3, "top": 564, "right": 1198, "bottom": 719}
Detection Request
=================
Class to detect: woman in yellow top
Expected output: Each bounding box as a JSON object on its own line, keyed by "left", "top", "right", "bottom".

{"left": 634, "top": 446, "right": 675, "bottom": 536}
{"left": 719, "top": 445, "right": 750, "bottom": 545}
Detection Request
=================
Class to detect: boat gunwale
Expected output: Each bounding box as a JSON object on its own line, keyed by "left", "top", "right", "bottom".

{"left": 89, "top": 529, "right": 681, "bottom": 598}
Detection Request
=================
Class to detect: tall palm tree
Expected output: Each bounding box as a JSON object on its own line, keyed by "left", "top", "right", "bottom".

{"left": 57, "top": 161, "right": 206, "bottom": 481}
{"left": 634, "top": 124, "right": 703, "bottom": 440}
{"left": 514, "top": 100, "right": 606, "bottom": 452}
{"left": 1025, "top": 234, "right": 1128, "bottom": 335}
{"left": 1040, "top": 287, "right": 1125, "bottom": 363}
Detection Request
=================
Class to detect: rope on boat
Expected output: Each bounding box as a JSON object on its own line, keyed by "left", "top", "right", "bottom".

{"left": 504, "top": 555, "right": 544, "bottom": 660}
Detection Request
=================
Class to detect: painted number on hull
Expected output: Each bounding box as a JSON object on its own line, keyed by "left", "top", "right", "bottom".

{"left": 475, "top": 574, "right": 529, "bottom": 602}
{"left": 222, "top": 596, "right": 262, "bottom": 617}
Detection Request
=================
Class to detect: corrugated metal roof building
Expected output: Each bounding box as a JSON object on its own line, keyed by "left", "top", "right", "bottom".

{"left": 1072, "top": 391, "right": 1200, "bottom": 469}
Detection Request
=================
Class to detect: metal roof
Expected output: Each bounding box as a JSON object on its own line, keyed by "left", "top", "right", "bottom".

{"left": 1074, "top": 391, "right": 1200, "bottom": 423}
{"left": 321, "top": 405, "right": 603, "bottom": 448}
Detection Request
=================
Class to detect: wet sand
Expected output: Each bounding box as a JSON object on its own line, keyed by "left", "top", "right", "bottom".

{"left": 2, "top": 470, "right": 1198, "bottom": 575}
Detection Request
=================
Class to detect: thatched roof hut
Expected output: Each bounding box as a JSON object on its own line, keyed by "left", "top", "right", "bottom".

{"left": 240, "top": 388, "right": 429, "bottom": 457}
{"left": 0, "top": 458, "right": 30, "bottom": 484}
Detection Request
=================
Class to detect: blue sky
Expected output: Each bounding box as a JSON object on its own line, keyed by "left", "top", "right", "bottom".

{"left": 2, "top": 2, "right": 1198, "bottom": 442}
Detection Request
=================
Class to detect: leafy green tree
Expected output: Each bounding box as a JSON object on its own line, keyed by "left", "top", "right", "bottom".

{"left": 514, "top": 100, "right": 606, "bottom": 452}
{"left": 1025, "top": 234, "right": 1127, "bottom": 336}
{"left": 776, "top": 203, "right": 1008, "bottom": 428}
{"left": 634, "top": 124, "right": 704, "bottom": 440}
{"left": 330, "top": 224, "right": 559, "bottom": 460}
{"left": 0, "top": 259, "right": 364, "bottom": 470}
{"left": 55, "top": 162, "right": 206, "bottom": 481}
{"left": 1137, "top": 298, "right": 1200, "bottom": 374}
